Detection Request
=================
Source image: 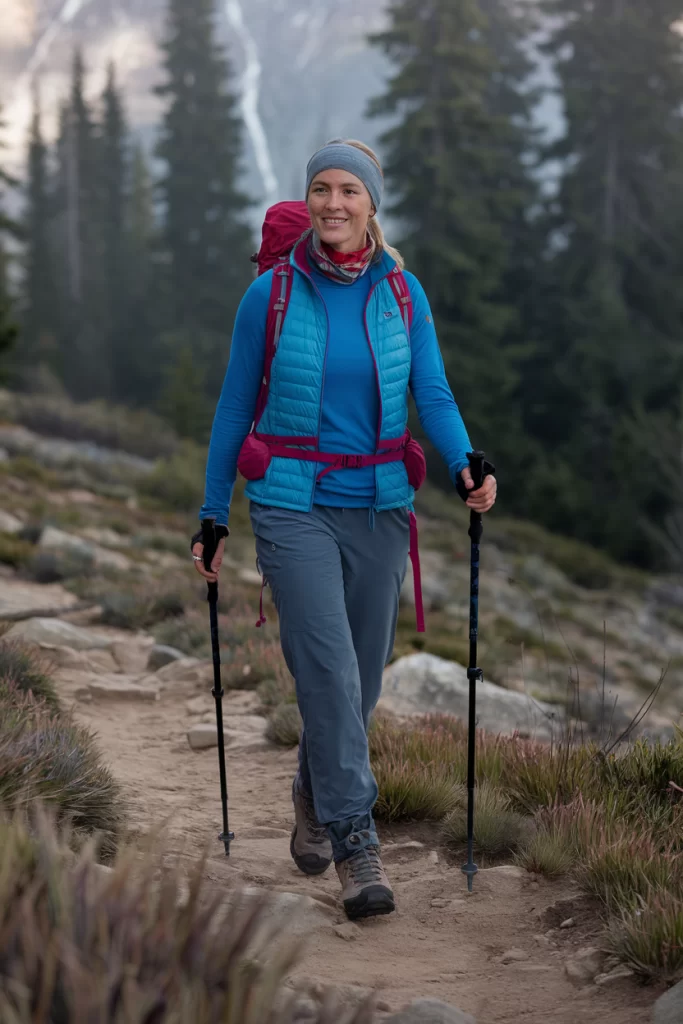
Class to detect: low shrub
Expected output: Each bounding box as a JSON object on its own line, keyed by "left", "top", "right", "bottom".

{"left": 154, "top": 611, "right": 211, "bottom": 658}
{"left": 99, "top": 590, "right": 185, "bottom": 630}
{"left": 23, "top": 547, "right": 95, "bottom": 583}
{"left": 0, "top": 639, "right": 60, "bottom": 710}
{"left": 8, "top": 393, "right": 178, "bottom": 459}
{"left": 609, "top": 893, "right": 683, "bottom": 982}
{"left": 0, "top": 688, "right": 125, "bottom": 858}
{"left": 442, "top": 783, "right": 530, "bottom": 858}
{"left": 138, "top": 441, "right": 204, "bottom": 512}
{"left": 515, "top": 824, "right": 575, "bottom": 879}
{"left": 0, "top": 531, "right": 33, "bottom": 568}
{"left": 579, "top": 838, "right": 683, "bottom": 915}
{"left": 373, "top": 756, "right": 460, "bottom": 822}
{"left": 0, "top": 814, "right": 375, "bottom": 1023}
{"left": 266, "top": 701, "right": 302, "bottom": 747}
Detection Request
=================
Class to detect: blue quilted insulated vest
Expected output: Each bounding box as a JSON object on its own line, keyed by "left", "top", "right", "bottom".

{"left": 245, "top": 240, "right": 415, "bottom": 514}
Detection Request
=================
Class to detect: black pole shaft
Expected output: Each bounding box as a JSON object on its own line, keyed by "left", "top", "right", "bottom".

{"left": 201, "top": 519, "right": 234, "bottom": 857}
{"left": 461, "top": 451, "right": 486, "bottom": 892}
{"left": 208, "top": 582, "right": 233, "bottom": 855}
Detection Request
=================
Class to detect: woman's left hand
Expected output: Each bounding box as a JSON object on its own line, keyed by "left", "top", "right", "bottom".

{"left": 460, "top": 467, "right": 497, "bottom": 513}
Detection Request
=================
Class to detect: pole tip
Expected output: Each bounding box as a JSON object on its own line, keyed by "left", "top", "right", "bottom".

{"left": 461, "top": 861, "right": 478, "bottom": 891}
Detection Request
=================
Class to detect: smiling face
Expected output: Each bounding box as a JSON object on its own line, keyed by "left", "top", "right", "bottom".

{"left": 307, "top": 168, "right": 375, "bottom": 253}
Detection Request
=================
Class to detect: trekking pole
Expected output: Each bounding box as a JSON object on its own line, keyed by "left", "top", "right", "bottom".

{"left": 461, "top": 450, "right": 489, "bottom": 892}
{"left": 201, "top": 519, "right": 235, "bottom": 857}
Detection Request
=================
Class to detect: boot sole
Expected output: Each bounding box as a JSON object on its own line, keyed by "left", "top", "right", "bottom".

{"left": 290, "top": 828, "right": 332, "bottom": 877}
{"left": 343, "top": 885, "right": 395, "bottom": 921}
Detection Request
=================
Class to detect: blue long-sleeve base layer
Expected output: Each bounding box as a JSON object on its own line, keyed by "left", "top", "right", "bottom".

{"left": 200, "top": 266, "right": 472, "bottom": 526}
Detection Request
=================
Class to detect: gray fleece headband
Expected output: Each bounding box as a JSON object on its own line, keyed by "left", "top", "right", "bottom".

{"left": 305, "top": 142, "right": 384, "bottom": 211}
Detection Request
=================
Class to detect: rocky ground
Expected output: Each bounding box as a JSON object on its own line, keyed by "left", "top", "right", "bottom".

{"left": 1, "top": 396, "right": 681, "bottom": 1021}
{"left": 0, "top": 604, "right": 667, "bottom": 1023}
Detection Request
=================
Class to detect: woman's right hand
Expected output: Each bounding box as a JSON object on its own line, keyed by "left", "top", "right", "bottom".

{"left": 192, "top": 537, "right": 226, "bottom": 583}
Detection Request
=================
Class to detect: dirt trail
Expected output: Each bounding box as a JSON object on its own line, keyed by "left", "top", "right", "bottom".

{"left": 52, "top": 625, "right": 659, "bottom": 1024}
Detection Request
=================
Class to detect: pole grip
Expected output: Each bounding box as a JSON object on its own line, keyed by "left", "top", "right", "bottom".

{"left": 467, "top": 450, "right": 486, "bottom": 490}
{"left": 201, "top": 518, "right": 218, "bottom": 574}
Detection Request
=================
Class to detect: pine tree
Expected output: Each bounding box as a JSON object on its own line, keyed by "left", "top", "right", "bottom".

{"left": 527, "top": 0, "right": 683, "bottom": 564}
{"left": 120, "top": 143, "right": 161, "bottom": 405}
{"left": 369, "top": 0, "right": 535, "bottom": 467}
{"left": 100, "top": 63, "right": 129, "bottom": 401}
{"left": 0, "top": 103, "right": 18, "bottom": 378}
{"left": 23, "top": 86, "right": 59, "bottom": 375}
{"left": 156, "top": 0, "right": 253, "bottom": 393}
{"left": 55, "top": 50, "right": 108, "bottom": 398}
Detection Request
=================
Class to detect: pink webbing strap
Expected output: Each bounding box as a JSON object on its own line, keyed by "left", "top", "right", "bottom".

{"left": 254, "top": 261, "right": 293, "bottom": 426}
{"left": 389, "top": 267, "right": 414, "bottom": 335}
{"left": 409, "top": 511, "right": 425, "bottom": 633}
{"left": 256, "top": 575, "right": 267, "bottom": 628}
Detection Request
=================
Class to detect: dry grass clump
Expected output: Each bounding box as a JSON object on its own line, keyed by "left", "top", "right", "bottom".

{"left": 609, "top": 893, "right": 683, "bottom": 982}
{"left": 266, "top": 701, "right": 302, "bottom": 747}
{"left": 0, "top": 637, "right": 60, "bottom": 711}
{"left": 0, "top": 814, "right": 375, "bottom": 1024}
{"left": 515, "top": 823, "right": 575, "bottom": 878}
{"left": 222, "top": 639, "right": 291, "bottom": 692}
{"left": 369, "top": 707, "right": 683, "bottom": 980}
{"left": 441, "top": 783, "right": 530, "bottom": 858}
{"left": 0, "top": 685, "right": 125, "bottom": 859}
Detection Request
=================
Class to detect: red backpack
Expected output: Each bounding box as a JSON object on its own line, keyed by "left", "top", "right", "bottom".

{"left": 246, "top": 200, "right": 417, "bottom": 436}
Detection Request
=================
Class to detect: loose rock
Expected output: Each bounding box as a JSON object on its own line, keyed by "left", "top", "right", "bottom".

{"left": 381, "top": 841, "right": 425, "bottom": 863}
{"left": 594, "top": 965, "right": 635, "bottom": 987}
{"left": 333, "top": 922, "right": 360, "bottom": 942}
{"left": 385, "top": 998, "right": 476, "bottom": 1024}
{"left": 654, "top": 978, "right": 683, "bottom": 1024}
{"left": 564, "top": 947, "right": 605, "bottom": 987}
{"left": 80, "top": 678, "right": 160, "bottom": 702}
{"left": 560, "top": 917, "right": 576, "bottom": 929}
{"left": 0, "top": 509, "right": 23, "bottom": 533}
{"left": 147, "top": 644, "right": 186, "bottom": 671}
{"left": 500, "top": 948, "right": 529, "bottom": 965}
{"left": 7, "top": 617, "right": 113, "bottom": 651}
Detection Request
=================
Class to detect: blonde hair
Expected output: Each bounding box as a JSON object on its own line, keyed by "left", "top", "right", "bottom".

{"left": 337, "top": 139, "right": 405, "bottom": 270}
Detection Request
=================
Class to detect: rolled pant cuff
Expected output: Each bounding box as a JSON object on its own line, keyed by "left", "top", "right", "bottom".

{"left": 328, "top": 818, "right": 379, "bottom": 863}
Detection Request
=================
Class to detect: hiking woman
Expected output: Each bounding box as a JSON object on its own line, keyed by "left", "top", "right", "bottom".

{"left": 193, "top": 139, "right": 497, "bottom": 920}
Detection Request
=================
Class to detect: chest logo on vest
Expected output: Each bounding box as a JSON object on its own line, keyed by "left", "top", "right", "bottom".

{"left": 383, "top": 310, "right": 394, "bottom": 319}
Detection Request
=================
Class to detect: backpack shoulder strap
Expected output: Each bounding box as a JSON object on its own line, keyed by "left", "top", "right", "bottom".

{"left": 389, "top": 267, "right": 413, "bottom": 337}
{"left": 254, "top": 259, "right": 294, "bottom": 426}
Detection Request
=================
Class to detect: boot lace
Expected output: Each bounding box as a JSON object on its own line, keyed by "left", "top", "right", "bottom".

{"left": 347, "top": 846, "right": 383, "bottom": 885}
{"left": 302, "top": 791, "right": 328, "bottom": 843}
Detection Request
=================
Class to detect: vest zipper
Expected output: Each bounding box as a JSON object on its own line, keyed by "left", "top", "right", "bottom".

{"left": 364, "top": 278, "right": 386, "bottom": 511}
{"left": 293, "top": 258, "right": 330, "bottom": 512}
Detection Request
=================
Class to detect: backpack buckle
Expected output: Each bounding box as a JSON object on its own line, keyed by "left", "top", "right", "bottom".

{"left": 339, "top": 455, "right": 364, "bottom": 469}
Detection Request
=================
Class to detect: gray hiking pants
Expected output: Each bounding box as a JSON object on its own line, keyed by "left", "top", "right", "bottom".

{"left": 250, "top": 502, "right": 410, "bottom": 862}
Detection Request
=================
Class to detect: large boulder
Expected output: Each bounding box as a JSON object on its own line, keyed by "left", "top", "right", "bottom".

{"left": 381, "top": 653, "right": 559, "bottom": 740}
{"left": 385, "top": 998, "right": 476, "bottom": 1024}
{"left": 39, "top": 526, "right": 130, "bottom": 571}
{"left": 7, "top": 617, "right": 113, "bottom": 651}
{"left": 654, "top": 979, "right": 683, "bottom": 1024}
{"left": 0, "top": 581, "right": 80, "bottom": 618}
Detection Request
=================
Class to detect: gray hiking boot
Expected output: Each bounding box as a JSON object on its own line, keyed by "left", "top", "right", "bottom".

{"left": 290, "top": 776, "right": 333, "bottom": 876}
{"left": 336, "top": 845, "right": 395, "bottom": 921}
